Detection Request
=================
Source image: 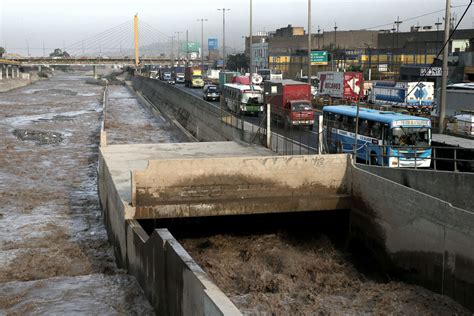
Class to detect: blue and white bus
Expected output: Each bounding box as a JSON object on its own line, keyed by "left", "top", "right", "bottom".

{"left": 323, "top": 105, "right": 432, "bottom": 168}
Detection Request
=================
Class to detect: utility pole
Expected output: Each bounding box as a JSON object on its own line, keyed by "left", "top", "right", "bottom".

{"left": 395, "top": 16, "right": 402, "bottom": 78}
{"left": 218, "top": 8, "right": 231, "bottom": 69}
{"left": 82, "top": 41, "right": 85, "bottom": 56}
{"left": 175, "top": 31, "right": 183, "bottom": 61}
{"left": 415, "top": 22, "right": 421, "bottom": 65}
{"left": 249, "top": 0, "right": 253, "bottom": 85}
{"left": 197, "top": 18, "right": 208, "bottom": 67}
{"left": 439, "top": 0, "right": 451, "bottom": 133}
{"left": 26, "top": 40, "right": 30, "bottom": 57}
{"left": 435, "top": 18, "right": 442, "bottom": 53}
{"left": 307, "top": 0, "right": 312, "bottom": 85}
{"left": 317, "top": 26, "right": 321, "bottom": 50}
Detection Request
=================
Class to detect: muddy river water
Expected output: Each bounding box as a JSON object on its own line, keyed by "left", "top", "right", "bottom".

{"left": 0, "top": 72, "right": 470, "bottom": 315}
{"left": 0, "top": 73, "right": 156, "bottom": 314}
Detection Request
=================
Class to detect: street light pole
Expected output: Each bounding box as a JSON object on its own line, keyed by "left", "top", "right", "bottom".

{"left": 218, "top": 8, "right": 231, "bottom": 69}
{"left": 439, "top": 0, "right": 451, "bottom": 133}
{"left": 249, "top": 0, "right": 253, "bottom": 85}
{"left": 197, "top": 18, "right": 208, "bottom": 67}
{"left": 334, "top": 22, "right": 338, "bottom": 71}
{"left": 175, "top": 31, "right": 183, "bottom": 62}
{"left": 307, "top": 0, "right": 312, "bottom": 85}
{"left": 170, "top": 36, "right": 176, "bottom": 66}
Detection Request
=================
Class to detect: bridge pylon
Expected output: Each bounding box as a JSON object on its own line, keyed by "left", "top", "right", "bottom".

{"left": 134, "top": 14, "right": 139, "bottom": 68}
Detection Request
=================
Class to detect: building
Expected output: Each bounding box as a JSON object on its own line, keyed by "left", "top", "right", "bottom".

{"left": 250, "top": 39, "right": 268, "bottom": 72}
{"left": 266, "top": 25, "right": 378, "bottom": 78}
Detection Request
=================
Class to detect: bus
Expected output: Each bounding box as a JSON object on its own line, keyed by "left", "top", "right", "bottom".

{"left": 323, "top": 105, "right": 432, "bottom": 168}
{"left": 222, "top": 84, "right": 264, "bottom": 115}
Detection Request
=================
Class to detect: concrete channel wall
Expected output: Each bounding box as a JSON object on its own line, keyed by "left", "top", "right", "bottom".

{"left": 131, "top": 76, "right": 254, "bottom": 143}
{"left": 358, "top": 165, "right": 474, "bottom": 212}
{"left": 98, "top": 153, "right": 241, "bottom": 315}
{"left": 131, "top": 154, "right": 352, "bottom": 219}
{"left": 351, "top": 164, "right": 474, "bottom": 311}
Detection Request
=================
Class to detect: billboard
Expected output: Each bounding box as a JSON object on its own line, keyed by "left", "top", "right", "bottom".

{"left": 310, "top": 51, "right": 328, "bottom": 65}
{"left": 208, "top": 38, "right": 218, "bottom": 50}
{"left": 181, "top": 42, "right": 200, "bottom": 53}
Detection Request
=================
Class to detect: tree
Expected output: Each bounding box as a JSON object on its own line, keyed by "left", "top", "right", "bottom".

{"left": 49, "top": 48, "right": 70, "bottom": 58}
{"left": 0, "top": 47, "right": 5, "bottom": 58}
{"left": 226, "top": 53, "right": 249, "bottom": 72}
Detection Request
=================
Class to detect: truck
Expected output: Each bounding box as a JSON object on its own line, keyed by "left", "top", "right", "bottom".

{"left": 264, "top": 80, "right": 315, "bottom": 129}
{"left": 219, "top": 71, "right": 239, "bottom": 90}
{"left": 317, "top": 71, "right": 364, "bottom": 101}
{"left": 207, "top": 69, "right": 220, "bottom": 85}
{"left": 159, "top": 67, "right": 174, "bottom": 83}
{"left": 173, "top": 66, "right": 185, "bottom": 84}
{"left": 369, "top": 81, "right": 434, "bottom": 112}
{"left": 185, "top": 66, "right": 204, "bottom": 88}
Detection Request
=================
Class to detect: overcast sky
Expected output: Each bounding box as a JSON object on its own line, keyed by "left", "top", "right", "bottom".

{"left": 1, "top": 0, "right": 473, "bottom": 56}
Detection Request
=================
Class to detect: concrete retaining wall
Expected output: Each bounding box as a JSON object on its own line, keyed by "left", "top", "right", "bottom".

{"left": 131, "top": 154, "right": 352, "bottom": 219}
{"left": 358, "top": 165, "right": 474, "bottom": 212}
{"left": 351, "top": 164, "right": 474, "bottom": 311}
{"left": 126, "top": 221, "right": 241, "bottom": 315}
{"left": 131, "top": 76, "right": 258, "bottom": 144}
{"left": 99, "top": 152, "right": 241, "bottom": 315}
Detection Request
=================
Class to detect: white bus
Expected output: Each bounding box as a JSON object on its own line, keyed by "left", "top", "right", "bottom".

{"left": 222, "top": 84, "right": 264, "bottom": 115}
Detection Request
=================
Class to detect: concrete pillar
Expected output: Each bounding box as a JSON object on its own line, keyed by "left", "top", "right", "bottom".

{"left": 0, "top": 66, "right": 3, "bottom": 80}
{"left": 16, "top": 67, "right": 20, "bottom": 78}
{"left": 93, "top": 65, "right": 97, "bottom": 79}
{"left": 6, "top": 66, "right": 9, "bottom": 79}
{"left": 38, "top": 65, "right": 42, "bottom": 72}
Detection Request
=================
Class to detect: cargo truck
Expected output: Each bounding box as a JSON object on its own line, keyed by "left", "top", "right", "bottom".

{"left": 369, "top": 81, "right": 434, "bottom": 112}
{"left": 317, "top": 71, "right": 364, "bottom": 101}
{"left": 219, "top": 71, "right": 239, "bottom": 90}
{"left": 264, "top": 80, "right": 315, "bottom": 129}
{"left": 185, "top": 66, "right": 204, "bottom": 88}
{"left": 173, "top": 66, "right": 185, "bottom": 84}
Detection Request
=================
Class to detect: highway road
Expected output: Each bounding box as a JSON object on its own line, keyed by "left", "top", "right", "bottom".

{"left": 172, "top": 83, "right": 321, "bottom": 153}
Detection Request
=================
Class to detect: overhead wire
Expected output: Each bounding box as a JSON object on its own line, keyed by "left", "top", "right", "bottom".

{"left": 404, "top": 0, "right": 473, "bottom": 99}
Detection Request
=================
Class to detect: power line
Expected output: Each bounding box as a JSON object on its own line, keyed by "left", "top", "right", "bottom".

{"left": 362, "top": 4, "right": 469, "bottom": 31}
{"left": 405, "top": 0, "right": 473, "bottom": 99}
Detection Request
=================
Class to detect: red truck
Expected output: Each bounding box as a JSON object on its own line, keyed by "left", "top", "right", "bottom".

{"left": 264, "top": 80, "right": 315, "bottom": 129}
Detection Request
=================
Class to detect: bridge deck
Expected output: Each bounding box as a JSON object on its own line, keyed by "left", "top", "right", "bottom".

{"left": 98, "top": 141, "right": 351, "bottom": 220}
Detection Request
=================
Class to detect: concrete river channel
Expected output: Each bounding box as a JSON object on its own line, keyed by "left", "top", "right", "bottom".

{"left": 0, "top": 70, "right": 470, "bottom": 315}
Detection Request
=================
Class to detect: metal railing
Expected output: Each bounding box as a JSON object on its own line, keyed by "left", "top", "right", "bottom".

{"left": 329, "top": 140, "right": 474, "bottom": 172}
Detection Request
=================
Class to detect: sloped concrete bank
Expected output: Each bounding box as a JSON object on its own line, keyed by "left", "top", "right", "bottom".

{"left": 131, "top": 76, "right": 262, "bottom": 144}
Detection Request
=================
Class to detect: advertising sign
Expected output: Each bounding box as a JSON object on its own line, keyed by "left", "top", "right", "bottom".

{"left": 208, "top": 38, "right": 218, "bottom": 50}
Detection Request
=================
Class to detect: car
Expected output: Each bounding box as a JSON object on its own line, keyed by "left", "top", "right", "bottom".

{"left": 203, "top": 85, "right": 220, "bottom": 101}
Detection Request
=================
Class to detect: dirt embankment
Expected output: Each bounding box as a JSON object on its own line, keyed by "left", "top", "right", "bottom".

{"left": 181, "top": 233, "right": 470, "bottom": 315}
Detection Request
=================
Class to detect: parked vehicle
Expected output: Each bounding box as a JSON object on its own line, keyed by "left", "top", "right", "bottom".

{"left": 203, "top": 85, "right": 220, "bottom": 101}
{"left": 185, "top": 66, "right": 204, "bottom": 88}
{"left": 323, "top": 105, "right": 432, "bottom": 168}
{"left": 369, "top": 81, "right": 434, "bottom": 112}
{"left": 222, "top": 84, "right": 264, "bottom": 115}
{"left": 317, "top": 71, "right": 364, "bottom": 101}
{"left": 264, "top": 80, "right": 315, "bottom": 129}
